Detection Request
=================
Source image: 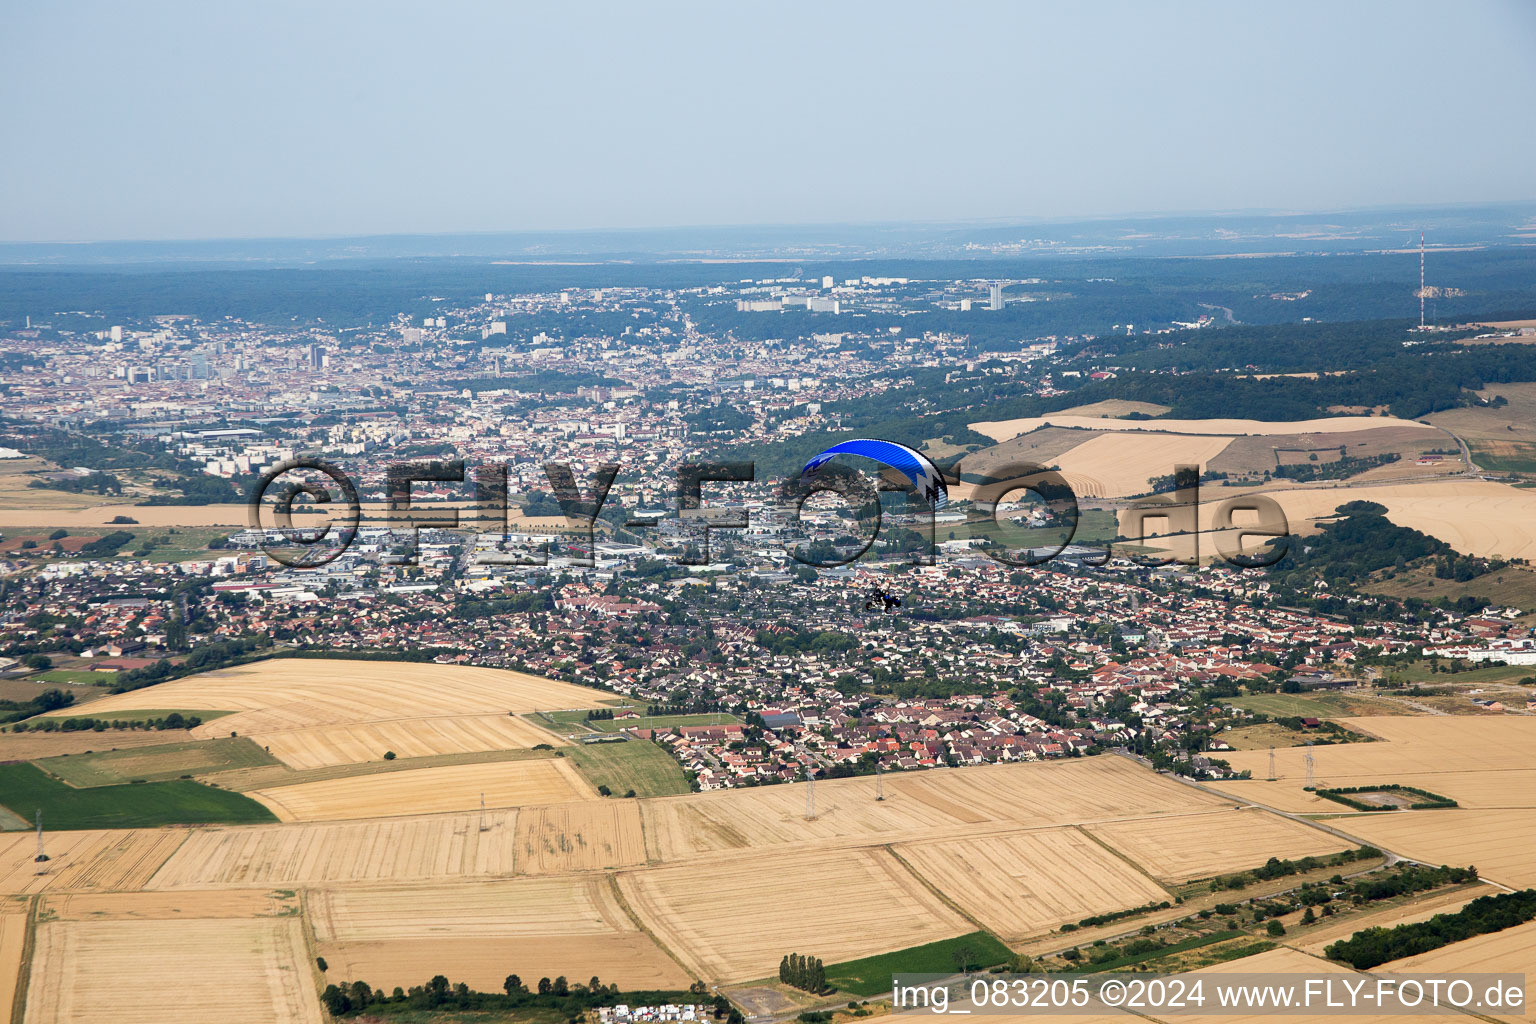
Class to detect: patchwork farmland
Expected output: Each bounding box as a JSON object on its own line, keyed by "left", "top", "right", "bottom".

{"left": 4, "top": 656, "right": 1536, "bottom": 1023}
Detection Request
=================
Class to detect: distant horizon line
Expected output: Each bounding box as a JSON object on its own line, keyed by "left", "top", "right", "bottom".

{"left": 3, "top": 197, "right": 1534, "bottom": 249}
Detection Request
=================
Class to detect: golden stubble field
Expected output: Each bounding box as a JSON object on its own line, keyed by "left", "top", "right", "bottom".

{"left": 0, "top": 898, "right": 26, "bottom": 1024}
{"left": 639, "top": 756, "right": 1231, "bottom": 862}
{"left": 1082, "top": 808, "right": 1353, "bottom": 883}
{"left": 1215, "top": 717, "right": 1536, "bottom": 889}
{"left": 255, "top": 713, "right": 564, "bottom": 770}
{"left": 893, "top": 827, "right": 1167, "bottom": 941}
{"left": 22, "top": 917, "right": 322, "bottom": 1024}
{"left": 0, "top": 830, "right": 188, "bottom": 895}
{"left": 248, "top": 757, "right": 596, "bottom": 821}
{"left": 59, "top": 657, "right": 610, "bottom": 724}
{"left": 144, "top": 811, "right": 521, "bottom": 889}
{"left": 308, "top": 875, "right": 690, "bottom": 992}
{"left": 40, "top": 658, "right": 606, "bottom": 774}
{"left": 615, "top": 845, "right": 972, "bottom": 982}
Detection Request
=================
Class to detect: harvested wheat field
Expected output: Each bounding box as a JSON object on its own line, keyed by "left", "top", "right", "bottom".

{"left": 145, "top": 812, "right": 519, "bottom": 889}
{"left": 39, "top": 888, "right": 299, "bottom": 921}
{"left": 969, "top": 414, "right": 1433, "bottom": 444}
{"left": 1202, "top": 779, "right": 1345, "bottom": 814}
{"left": 0, "top": 728, "right": 197, "bottom": 761}
{"left": 1084, "top": 808, "right": 1352, "bottom": 882}
{"left": 0, "top": 504, "right": 246, "bottom": 529}
{"left": 248, "top": 754, "right": 595, "bottom": 822}
{"left": 0, "top": 829, "right": 187, "bottom": 895}
{"left": 515, "top": 801, "right": 647, "bottom": 874}
{"left": 22, "top": 917, "right": 322, "bottom": 1024}
{"left": 309, "top": 877, "right": 692, "bottom": 988}
{"left": 1053, "top": 431, "right": 1233, "bottom": 498}
{"left": 1223, "top": 716, "right": 1536, "bottom": 784}
{"left": 311, "top": 875, "right": 629, "bottom": 941}
{"left": 317, "top": 933, "right": 691, "bottom": 995}
{"left": 50, "top": 657, "right": 607, "bottom": 734}
{"left": 1335, "top": 808, "right": 1536, "bottom": 890}
{"left": 639, "top": 771, "right": 965, "bottom": 862}
{"left": 255, "top": 713, "right": 564, "bottom": 770}
{"left": 893, "top": 756, "right": 1227, "bottom": 828}
{"left": 639, "top": 758, "right": 1224, "bottom": 863}
{"left": 0, "top": 901, "right": 26, "bottom": 1024}
{"left": 895, "top": 827, "right": 1166, "bottom": 941}
{"left": 616, "top": 846, "right": 971, "bottom": 982}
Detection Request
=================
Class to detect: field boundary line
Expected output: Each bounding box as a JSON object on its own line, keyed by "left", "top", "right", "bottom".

{"left": 295, "top": 889, "right": 331, "bottom": 1015}
{"left": 10, "top": 894, "right": 37, "bottom": 1024}
{"left": 1071, "top": 823, "right": 1179, "bottom": 898}
{"left": 882, "top": 844, "right": 990, "bottom": 937}
{"left": 605, "top": 871, "right": 697, "bottom": 983}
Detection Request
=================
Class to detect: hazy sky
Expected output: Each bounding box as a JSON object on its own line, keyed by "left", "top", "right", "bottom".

{"left": 3, "top": 0, "right": 1534, "bottom": 242}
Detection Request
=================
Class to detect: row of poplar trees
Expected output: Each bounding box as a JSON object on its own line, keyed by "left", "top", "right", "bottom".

{"left": 779, "top": 953, "right": 825, "bottom": 993}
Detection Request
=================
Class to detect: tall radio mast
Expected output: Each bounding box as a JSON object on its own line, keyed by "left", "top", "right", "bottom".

{"left": 1420, "top": 232, "right": 1425, "bottom": 329}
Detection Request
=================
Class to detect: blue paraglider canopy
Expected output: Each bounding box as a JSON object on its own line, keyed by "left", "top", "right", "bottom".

{"left": 800, "top": 438, "right": 948, "bottom": 509}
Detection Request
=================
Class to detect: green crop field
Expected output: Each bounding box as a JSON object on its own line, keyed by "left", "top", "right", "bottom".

{"left": 564, "top": 739, "right": 690, "bottom": 798}
{"left": 588, "top": 712, "right": 741, "bottom": 733}
{"left": 0, "top": 761, "right": 277, "bottom": 829}
{"left": 82, "top": 708, "right": 237, "bottom": 724}
{"left": 30, "top": 668, "right": 117, "bottom": 686}
{"left": 824, "top": 931, "right": 1013, "bottom": 996}
{"left": 34, "top": 736, "right": 279, "bottom": 787}
{"left": 1224, "top": 693, "right": 1369, "bottom": 719}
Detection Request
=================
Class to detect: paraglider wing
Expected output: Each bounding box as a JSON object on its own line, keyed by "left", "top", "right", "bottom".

{"left": 800, "top": 438, "right": 948, "bottom": 509}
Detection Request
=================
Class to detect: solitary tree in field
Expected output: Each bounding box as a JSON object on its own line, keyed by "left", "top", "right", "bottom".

{"left": 952, "top": 944, "right": 976, "bottom": 974}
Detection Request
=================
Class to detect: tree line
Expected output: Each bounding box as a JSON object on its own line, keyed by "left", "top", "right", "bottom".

{"left": 1326, "top": 889, "right": 1536, "bottom": 969}
{"left": 318, "top": 973, "right": 729, "bottom": 1020}
{"left": 779, "top": 953, "right": 827, "bottom": 993}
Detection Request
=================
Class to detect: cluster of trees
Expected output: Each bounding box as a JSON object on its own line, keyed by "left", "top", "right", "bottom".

{"left": 10, "top": 711, "right": 202, "bottom": 733}
{"left": 28, "top": 470, "right": 122, "bottom": 495}
{"left": 585, "top": 708, "right": 617, "bottom": 721}
{"left": 1432, "top": 553, "right": 1501, "bottom": 583}
{"left": 1266, "top": 503, "right": 1463, "bottom": 589}
{"left": 319, "top": 972, "right": 717, "bottom": 1019}
{"left": 0, "top": 687, "right": 74, "bottom": 726}
{"left": 110, "top": 636, "right": 272, "bottom": 693}
{"left": 457, "top": 592, "right": 556, "bottom": 618}
{"left": 141, "top": 472, "right": 244, "bottom": 505}
{"left": 77, "top": 531, "right": 135, "bottom": 558}
{"left": 1313, "top": 784, "right": 1458, "bottom": 811}
{"left": 1272, "top": 452, "right": 1398, "bottom": 483}
{"left": 1212, "top": 847, "right": 1380, "bottom": 891}
{"left": 1326, "top": 889, "right": 1536, "bottom": 969}
{"left": 779, "top": 953, "right": 827, "bottom": 994}
{"left": 1076, "top": 900, "right": 1174, "bottom": 929}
